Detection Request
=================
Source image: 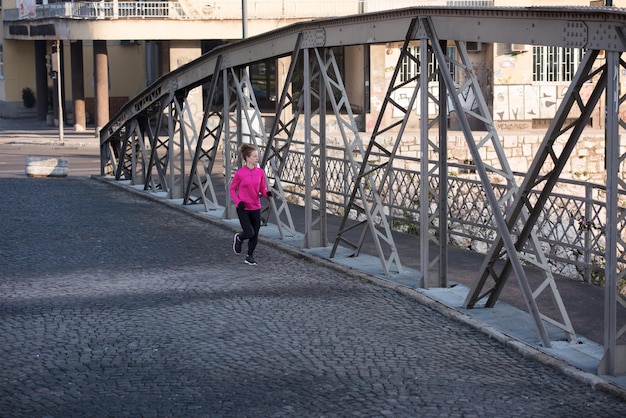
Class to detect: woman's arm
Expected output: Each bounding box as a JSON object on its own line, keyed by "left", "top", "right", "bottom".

{"left": 229, "top": 171, "right": 241, "bottom": 204}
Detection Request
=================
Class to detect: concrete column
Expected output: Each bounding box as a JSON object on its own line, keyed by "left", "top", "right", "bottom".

{"left": 71, "top": 40, "right": 86, "bottom": 132}
{"left": 93, "top": 40, "right": 110, "bottom": 134}
{"left": 34, "top": 40, "right": 48, "bottom": 121}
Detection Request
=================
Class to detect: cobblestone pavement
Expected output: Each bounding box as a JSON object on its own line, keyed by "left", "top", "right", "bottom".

{"left": 2, "top": 176, "right": 626, "bottom": 417}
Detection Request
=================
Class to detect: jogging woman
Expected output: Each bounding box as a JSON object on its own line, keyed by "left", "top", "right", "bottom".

{"left": 229, "top": 143, "right": 272, "bottom": 265}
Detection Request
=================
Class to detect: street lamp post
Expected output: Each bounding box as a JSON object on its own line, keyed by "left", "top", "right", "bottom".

{"left": 52, "top": 40, "right": 64, "bottom": 141}
{"left": 242, "top": 0, "right": 247, "bottom": 39}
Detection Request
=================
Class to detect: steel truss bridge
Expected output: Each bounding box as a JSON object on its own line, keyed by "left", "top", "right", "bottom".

{"left": 100, "top": 6, "right": 626, "bottom": 376}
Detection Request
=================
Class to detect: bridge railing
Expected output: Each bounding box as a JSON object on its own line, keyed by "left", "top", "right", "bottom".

{"left": 261, "top": 137, "right": 621, "bottom": 285}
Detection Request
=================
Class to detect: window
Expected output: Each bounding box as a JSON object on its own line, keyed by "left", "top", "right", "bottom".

{"left": 533, "top": 46, "right": 584, "bottom": 82}
{"left": 250, "top": 59, "right": 277, "bottom": 112}
{"left": 400, "top": 45, "right": 456, "bottom": 84}
{"left": 291, "top": 47, "right": 346, "bottom": 112}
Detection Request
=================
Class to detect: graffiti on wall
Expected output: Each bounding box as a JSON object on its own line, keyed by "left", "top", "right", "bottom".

{"left": 391, "top": 85, "right": 441, "bottom": 118}
{"left": 493, "top": 83, "right": 596, "bottom": 121}
{"left": 390, "top": 84, "right": 480, "bottom": 118}
{"left": 387, "top": 82, "right": 601, "bottom": 124}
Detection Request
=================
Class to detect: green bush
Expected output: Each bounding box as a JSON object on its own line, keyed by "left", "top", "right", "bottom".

{"left": 22, "top": 87, "right": 36, "bottom": 108}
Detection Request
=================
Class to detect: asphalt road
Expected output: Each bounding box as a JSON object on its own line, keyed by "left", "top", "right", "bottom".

{"left": 0, "top": 141, "right": 100, "bottom": 179}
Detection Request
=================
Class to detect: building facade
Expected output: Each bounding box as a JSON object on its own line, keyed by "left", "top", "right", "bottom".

{"left": 1, "top": 0, "right": 623, "bottom": 155}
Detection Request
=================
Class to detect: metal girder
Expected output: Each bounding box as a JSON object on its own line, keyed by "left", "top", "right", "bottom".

{"left": 598, "top": 50, "right": 626, "bottom": 376}
{"left": 114, "top": 122, "right": 134, "bottom": 181}
{"left": 341, "top": 19, "right": 416, "bottom": 274}
{"left": 465, "top": 50, "right": 604, "bottom": 288}
{"left": 418, "top": 35, "right": 449, "bottom": 289}
{"left": 327, "top": 57, "right": 403, "bottom": 274}
{"left": 101, "top": 7, "right": 626, "bottom": 144}
{"left": 167, "top": 93, "right": 187, "bottom": 199}
{"left": 260, "top": 32, "right": 332, "bottom": 246}
{"left": 421, "top": 17, "right": 575, "bottom": 347}
{"left": 104, "top": 122, "right": 128, "bottom": 180}
{"left": 435, "top": 40, "right": 449, "bottom": 290}
{"left": 144, "top": 98, "right": 173, "bottom": 193}
{"left": 171, "top": 91, "right": 219, "bottom": 211}
{"left": 419, "top": 37, "right": 432, "bottom": 289}
{"left": 261, "top": 37, "right": 303, "bottom": 174}
{"left": 100, "top": 132, "right": 117, "bottom": 177}
{"left": 463, "top": 48, "right": 607, "bottom": 347}
{"left": 143, "top": 118, "right": 166, "bottom": 193}
{"left": 97, "top": 6, "right": 626, "bottom": 376}
{"left": 260, "top": 36, "right": 304, "bottom": 237}
{"left": 127, "top": 119, "right": 147, "bottom": 186}
{"left": 184, "top": 57, "right": 224, "bottom": 211}
{"left": 300, "top": 47, "right": 328, "bottom": 248}
{"left": 222, "top": 67, "right": 297, "bottom": 238}
{"left": 116, "top": 117, "right": 150, "bottom": 185}
{"left": 221, "top": 68, "right": 238, "bottom": 220}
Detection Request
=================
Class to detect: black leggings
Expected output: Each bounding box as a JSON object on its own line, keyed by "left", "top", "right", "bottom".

{"left": 237, "top": 208, "right": 261, "bottom": 256}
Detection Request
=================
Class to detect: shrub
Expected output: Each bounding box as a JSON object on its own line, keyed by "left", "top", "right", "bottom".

{"left": 22, "top": 87, "right": 36, "bottom": 108}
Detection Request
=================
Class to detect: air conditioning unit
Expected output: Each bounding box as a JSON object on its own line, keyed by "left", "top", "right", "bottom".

{"left": 510, "top": 44, "right": 529, "bottom": 53}
{"left": 466, "top": 41, "right": 482, "bottom": 52}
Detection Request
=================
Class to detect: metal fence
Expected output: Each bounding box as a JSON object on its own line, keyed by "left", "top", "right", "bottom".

{"left": 261, "top": 137, "right": 622, "bottom": 284}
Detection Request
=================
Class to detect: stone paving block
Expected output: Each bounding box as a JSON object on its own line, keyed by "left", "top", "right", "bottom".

{"left": 1, "top": 177, "right": 626, "bottom": 416}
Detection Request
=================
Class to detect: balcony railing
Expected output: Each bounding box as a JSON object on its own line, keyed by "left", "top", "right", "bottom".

{"left": 3, "top": 0, "right": 494, "bottom": 22}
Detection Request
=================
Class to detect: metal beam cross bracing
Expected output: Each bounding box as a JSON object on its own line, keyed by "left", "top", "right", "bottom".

{"left": 422, "top": 17, "right": 573, "bottom": 347}
{"left": 463, "top": 49, "right": 609, "bottom": 347}
{"left": 325, "top": 52, "right": 403, "bottom": 275}
{"left": 143, "top": 96, "right": 174, "bottom": 193}
{"left": 121, "top": 117, "right": 150, "bottom": 187}
{"left": 142, "top": 118, "right": 165, "bottom": 193}
{"left": 223, "top": 66, "right": 297, "bottom": 238}
{"left": 261, "top": 35, "right": 304, "bottom": 176}
{"left": 183, "top": 58, "right": 225, "bottom": 212}
{"left": 260, "top": 37, "right": 304, "bottom": 240}
{"left": 108, "top": 118, "right": 135, "bottom": 182}
{"left": 170, "top": 90, "right": 220, "bottom": 212}
{"left": 330, "top": 17, "right": 447, "bottom": 285}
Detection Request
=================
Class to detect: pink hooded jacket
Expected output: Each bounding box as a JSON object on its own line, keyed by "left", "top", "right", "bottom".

{"left": 229, "top": 166, "right": 269, "bottom": 211}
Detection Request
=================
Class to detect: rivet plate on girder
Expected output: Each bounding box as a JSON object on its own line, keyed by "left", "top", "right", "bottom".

{"left": 563, "top": 21, "right": 587, "bottom": 48}
{"left": 221, "top": 54, "right": 231, "bottom": 68}
{"left": 587, "top": 23, "right": 626, "bottom": 51}
{"left": 412, "top": 19, "right": 429, "bottom": 39}
{"left": 302, "top": 29, "right": 326, "bottom": 48}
